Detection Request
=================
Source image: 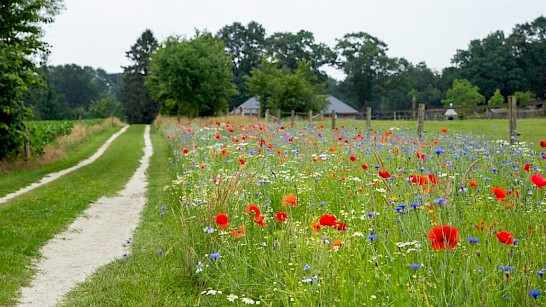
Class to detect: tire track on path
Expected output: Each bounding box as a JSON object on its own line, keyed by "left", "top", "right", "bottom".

{"left": 0, "top": 125, "right": 130, "bottom": 205}
{"left": 17, "top": 125, "right": 152, "bottom": 307}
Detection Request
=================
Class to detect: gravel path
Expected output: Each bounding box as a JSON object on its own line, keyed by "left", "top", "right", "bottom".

{"left": 0, "top": 125, "right": 130, "bottom": 204}
{"left": 17, "top": 125, "right": 152, "bottom": 307}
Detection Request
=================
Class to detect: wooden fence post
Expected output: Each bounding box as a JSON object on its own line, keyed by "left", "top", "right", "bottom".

{"left": 331, "top": 110, "right": 336, "bottom": 129}
{"left": 308, "top": 110, "right": 313, "bottom": 126}
{"left": 412, "top": 95, "right": 417, "bottom": 119}
{"left": 508, "top": 95, "right": 517, "bottom": 145}
{"left": 417, "top": 103, "right": 425, "bottom": 138}
{"left": 239, "top": 106, "right": 244, "bottom": 116}
{"left": 265, "top": 109, "right": 270, "bottom": 125}
{"left": 25, "top": 126, "right": 31, "bottom": 160}
{"left": 291, "top": 110, "right": 295, "bottom": 126}
{"left": 366, "top": 107, "right": 372, "bottom": 131}
{"left": 258, "top": 107, "right": 261, "bottom": 119}
{"left": 276, "top": 109, "right": 281, "bottom": 123}
{"left": 320, "top": 111, "right": 324, "bottom": 121}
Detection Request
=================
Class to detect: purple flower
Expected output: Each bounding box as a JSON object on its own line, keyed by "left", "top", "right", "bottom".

{"left": 210, "top": 253, "right": 221, "bottom": 260}
{"left": 409, "top": 263, "right": 421, "bottom": 269}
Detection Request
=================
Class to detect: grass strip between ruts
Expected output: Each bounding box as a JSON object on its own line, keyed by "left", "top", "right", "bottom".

{"left": 0, "top": 125, "right": 145, "bottom": 306}
{"left": 0, "top": 125, "right": 124, "bottom": 198}
{"left": 62, "top": 125, "right": 197, "bottom": 306}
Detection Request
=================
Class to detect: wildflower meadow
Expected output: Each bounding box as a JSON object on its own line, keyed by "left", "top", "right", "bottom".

{"left": 162, "top": 118, "right": 545, "bottom": 306}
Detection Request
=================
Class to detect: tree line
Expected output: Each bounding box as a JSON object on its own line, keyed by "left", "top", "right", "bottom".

{"left": 1, "top": 0, "right": 544, "bottom": 159}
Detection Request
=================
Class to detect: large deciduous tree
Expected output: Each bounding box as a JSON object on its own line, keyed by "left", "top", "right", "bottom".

{"left": 146, "top": 31, "right": 237, "bottom": 118}
{"left": 217, "top": 21, "right": 266, "bottom": 108}
{"left": 122, "top": 29, "right": 159, "bottom": 124}
{"left": 246, "top": 60, "right": 327, "bottom": 113}
{"left": 335, "top": 32, "right": 395, "bottom": 110}
{"left": 443, "top": 79, "right": 485, "bottom": 107}
{"left": 508, "top": 16, "right": 546, "bottom": 100}
{"left": 0, "top": 0, "right": 63, "bottom": 159}
{"left": 451, "top": 31, "right": 524, "bottom": 100}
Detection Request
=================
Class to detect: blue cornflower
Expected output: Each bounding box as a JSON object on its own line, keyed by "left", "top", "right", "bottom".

{"left": 303, "top": 264, "right": 311, "bottom": 271}
{"left": 160, "top": 212, "right": 165, "bottom": 217}
{"left": 433, "top": 198, "right": 448, "bottom": 205}
{"left": 365, "top": 212, "right": 376, "bottom": 218}
{"left": 122, "top": 253, "right": 128, "bottom": 259}
{"left": 537, "top": 270, "right": 544, "bottom": 278}
{"left": 529, "top": 289, "right": 541, "bottom": 299}
{"left": 499, "top": 265, "right": 514, "bottom": 271}
{"left": 210, "top": 253, "right": 221, "bottom": 260}
{"left": 203, "top": 226, "right": 214, "bottom": 234}
{"left": 158, "top": 249, "right": 163, "bottom": 255}
{"left": 367, "top": 235, "right": 378, "bottom": 241}
{"left": 160, "top": 205, "right": 168, "bottom": 210}
{"left": 125, "top": 239, "right": 131, "bottom": 245}
{"left": 434, "top": 148, "right": 444, "bottom": 155}
{"left": 409, "top": 263, "right": 421, "bottom": 269}
{"left": 410, "top": 202, "right": 423, "bottom": 209}
{"left": 467, "top": 236, "right": 480, "bottom": 244}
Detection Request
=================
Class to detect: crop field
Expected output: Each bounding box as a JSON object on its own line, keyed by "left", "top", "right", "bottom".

{"left": 155, "top": 117, "right": 545, "bottom": 306}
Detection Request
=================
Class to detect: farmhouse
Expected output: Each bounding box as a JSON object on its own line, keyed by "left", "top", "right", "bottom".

{"left": 231, "top": 96, "right": 358, "bottom": 118}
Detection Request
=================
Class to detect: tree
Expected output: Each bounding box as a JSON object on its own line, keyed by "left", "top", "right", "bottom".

{"left": 146, "top": 31, "right": 237, "bottom": 118}
{"left": 265, "top": 30, "right": 336, "bottom": 78}
{"left": 488, "top": 89, "right": 505, "bottom": 105}
{"left": 89, "top": 97, "right": 124, "bottom": 118}
{"left": 451, "top": 31, "right": 524, "bottom": 100}
{"left": 217, "top": 21, "right": 266, "bottom": 108}
{"left": 514, "top": 90, "right": 535, "bottom": 103}
{"left": 0, "top": 0, "right": 63, "bottom": 159}
{"left": 245, "top": 60, "right": 328, "bottom": 113}
{"left": 122, "top": 29, "right": 159, "bottom": 124}
{"left": 443, "top": 79, "right": 485, "bottom": 107}
{"left": 508, "top": 16, "right": 546, "bottom": 100}
{"left": 335, "top": 32, "right": 396, "bottom": 110}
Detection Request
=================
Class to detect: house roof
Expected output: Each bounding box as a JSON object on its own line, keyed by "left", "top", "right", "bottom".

{"left": 234, "top": 96, "right": 358, "bottom": 114}
{"left": 324, "top": 96, "right": 358, "bottom": 114}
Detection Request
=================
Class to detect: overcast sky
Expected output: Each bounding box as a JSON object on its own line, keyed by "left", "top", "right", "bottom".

{"left": 43, "top": 0, "right": 545, "bottom": 79}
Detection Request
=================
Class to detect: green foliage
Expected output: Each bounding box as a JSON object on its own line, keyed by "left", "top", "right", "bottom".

{"left": 0, "top": 0, "right": 63, "bottom": 159}
{"left": 488, "top": 89, "right": 505, "bottom": 105}
{"left": 514, "top": 90, "right": 536, "bottom": 103}
{"left": 88, "top": 97, "right": 124, "bottom": 119}
{"left": 147, "top": 31, "right": 237, "bottom": 118}
{"left": 246, "top": 60, "right": 328, "bottom": 113}
{"left": 217, "top": 21, "right": 267, "bottom": 109}
{"left": 335, "top": 32, "right": 396, "bottom": 110}
{"left": 443, "top": 79, "right": 485, "bottom": 107}
{"left": 122, "top": 29, "right": 159, "bottom": 124}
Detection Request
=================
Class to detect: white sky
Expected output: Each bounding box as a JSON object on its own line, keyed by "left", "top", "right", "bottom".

{"left": 43, "top": 0, "right": 545, "bottom": 79}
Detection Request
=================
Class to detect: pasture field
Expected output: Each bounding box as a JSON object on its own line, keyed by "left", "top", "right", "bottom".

{"left": 62, "top": 117, "right": 545, "bottom": 306}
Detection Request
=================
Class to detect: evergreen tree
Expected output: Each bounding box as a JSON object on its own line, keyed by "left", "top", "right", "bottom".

{"left": 122, "top": 29, "right": 159, "bottom": 124}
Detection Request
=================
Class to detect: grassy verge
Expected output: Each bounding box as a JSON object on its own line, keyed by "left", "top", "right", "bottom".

{"left": 0, "top": 125, "right": 145, "bottom": 306}
{"left": 63, "top": 125, "right": 196, "bottom": 306}
{"left": 0, "top": 124, "right": 124, "bottom": 198}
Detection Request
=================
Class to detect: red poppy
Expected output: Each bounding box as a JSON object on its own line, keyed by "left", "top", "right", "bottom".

{"left": 491, "top": 187, "right": 507, "bottom": 201}
{"left": 540, "top": 140, "right": 546, "bottom": 148}
{"left": 231, "top": 225, "right": 245, "bottom": 238}
{"left": 319, "top": 214, "right": 337, "bottom": 226}
{"left": 469, "top": 180, "right": 478, "bottom": 188}
{"left": 215, "top": 134, "right": 221, "bottom": 140}
{"left": 335, "top": 222, "right": 348, "bottom": 230}
{"left": 274, "top": 211, "right": 288, "bottom": 223}
{"left": 310, "top": 222, "right": 321, "bottom": 232}
{"left": 428, "top": 174, "right": 439, "bottom": 184}
{"left": 415, "top": 152, "right": 426, "bottom": 160}
{"left": 349, "top": 155, "right": 357, "bottom": 162}
{"left": 332, "top": 240, "right": 343, "bottom": 249}
{"left": 378, "top": 170, "right": 391, "bottom": 179}
{"left": 530, "top": 173, "right": 546, "bottom": 189}
{"left": 239, "top": 158, "right": 246, "bottom": 165}
{"left": 523, "top": 163, "right": 531, "bottom": 172}
{"left": 254, "top": 214, "right": 266, "bottom": 227}
{"left": 409, "top": 175, "right": 428, "bottom": 185}
{"left": 282, "top": 194, "right": 299, "bottom": 207}
{"left": 441, "top": 128, "right": 448, "bottom": 133}
{"left": 428, "top": 225, "right": 459, "bottom": 250}
{"left": 182, "top": 149, "right": 189, "bottom": 154}
{"left": 496, "top": 230, "right": 514, "bottom": 244}
{"left": 246, "top": 204, "right": 260, "bottom": 216}
{"left": 215, "top": 213, "right": 229, "bottom": 228}
{"left": 361, "top": 164, "right": 368, "bottom": 170}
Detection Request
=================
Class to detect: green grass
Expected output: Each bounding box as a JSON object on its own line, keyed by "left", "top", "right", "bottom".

{"left": 62, "top": 125, "right": 197, "bottom": 306}
{"left": 0, "top": 125, "right": 145, "bottom": 306}
{"left": 0, "top": 125, "right": 123, "bottom": 198}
